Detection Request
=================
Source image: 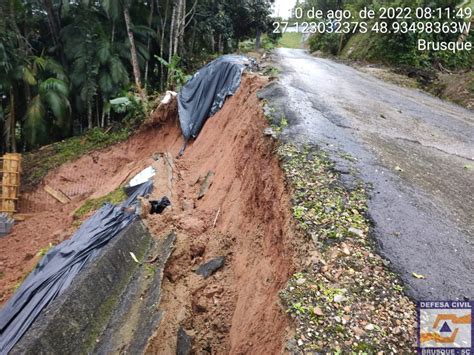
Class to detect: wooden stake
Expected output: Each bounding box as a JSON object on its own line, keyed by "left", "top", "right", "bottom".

{"left": 213, "top": 208, "right": 221, "bottom": 228}
{"left": 44, "top": 185, "right": 71, "bottom": 204}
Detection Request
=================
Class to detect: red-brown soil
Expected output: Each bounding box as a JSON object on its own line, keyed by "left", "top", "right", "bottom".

{"left": 0, "top": 113, "right": 183, "bottom": 304}
{"left": 145, "top": 75, "right": 295, "bottom": 354}
{"left": 0, "top": 74, "right": 295, "bottom": 353}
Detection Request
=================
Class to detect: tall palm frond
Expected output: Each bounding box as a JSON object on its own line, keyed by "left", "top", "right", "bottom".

{"left": 43, "top": 90, "right": 71, "bottom": 129}
{"left": 24, "top": 95, "right": 47, "bottom": 147}
{"left": 100, "top": 0, "right": 120, "bottom": 20}
{"left": 39, "top": 78, "right": 69, "bottom": 97}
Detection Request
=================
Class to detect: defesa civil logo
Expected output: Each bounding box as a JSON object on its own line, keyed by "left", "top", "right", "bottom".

{"left": 418, "top": 301, "right": 473, "bottom": 354}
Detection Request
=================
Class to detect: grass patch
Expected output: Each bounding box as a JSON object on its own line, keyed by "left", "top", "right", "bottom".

{"left": 144, "top": 263, "right": 157, "bottom": 278}
{"left": 22, "top": 127, "right": 130, "bottom": 187}
{"left": 37, "top": 242, "right": 55, "bottom": 257}
{"left": 279, "top": 32, "right": 303, "bottom": 49}
{"left": 262, "top": 65, "right": 280, "bottom": 77}
{"left": 73, "top": 187, "right": 127, "bottom": 220}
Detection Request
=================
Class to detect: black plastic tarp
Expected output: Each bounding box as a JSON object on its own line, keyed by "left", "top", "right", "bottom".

{"left": 177, "top": 55, "right": 251, "bottom": 141}
{"left": 0, "top": 181, "right": 153, "bottom": 354}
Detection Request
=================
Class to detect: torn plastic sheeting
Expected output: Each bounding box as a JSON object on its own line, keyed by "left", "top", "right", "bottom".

{"left": 129, "top": 166, "right": 156, "bottom": 187}
{"left": 150, "top": 197, "right": 171, "bottom": 214}
{"left": 161, "top": 90, "right": 177, "bottom": 105}
{"left": 177, "top": 55, "right": 252, "bottom": 141}
{"left": 0, "top": 181, "right": 153, "bottom": 354}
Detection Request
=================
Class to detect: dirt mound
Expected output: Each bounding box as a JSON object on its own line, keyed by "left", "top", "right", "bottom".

{"left": 144, "top": 92, "right": 179, "bottom": 127}
{"left": 1, "top": 74, "right": 295, "bottom": 353}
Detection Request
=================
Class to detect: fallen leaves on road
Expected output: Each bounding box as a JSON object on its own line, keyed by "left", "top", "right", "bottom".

{"left": 278, "top": 144, "right": 416, "bottom": 353}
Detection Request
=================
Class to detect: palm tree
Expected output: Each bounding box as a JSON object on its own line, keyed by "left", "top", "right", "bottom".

{"left": 100, "top": 0, "right": 146, "bottom": 101}
{"left": 23, "top": 57, "right": 71, "bottom": 147}
{"left": 61, "top": 5, "right": 129, "bottom": 129}
{"left": 0, "top": 0, "right": 28, "bottom": 153}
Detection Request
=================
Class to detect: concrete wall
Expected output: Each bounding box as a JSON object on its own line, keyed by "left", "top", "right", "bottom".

{"left": 12, "top": 221, "right": 153, "bottom": 354}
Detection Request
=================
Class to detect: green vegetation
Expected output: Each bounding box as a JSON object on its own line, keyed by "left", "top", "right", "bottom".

{"left": 239, "top": 33, "right": 282, "bottom": 53}
{"left": 155, "top": 55, "right": 192, "bottom": 91}
{"left": 263, "top": 103, "right": 288, "bottom": 135}
{"left": 144, "top": 263, "right": 157, "bottom": 278}
{"left": 299, "top": 0, "right": 473, "bottom": 70}
{"left": 262, "top": 65, "right": 280, "bottom": 76}
{"left": 279, "top": 32, "right": 304, "bottom": 49}
{"left": 1, "top": 0, "right": 277, "bottom": 155}
{"left": 74, "top": 187, "right": 128, "bottom": 220}
{"left": 37, "top": 243, "right": 55, "bottom": 257}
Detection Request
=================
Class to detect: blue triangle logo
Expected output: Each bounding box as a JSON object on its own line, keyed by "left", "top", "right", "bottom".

{"left": 440, "top": 321, "right": 452, "bottom": 333}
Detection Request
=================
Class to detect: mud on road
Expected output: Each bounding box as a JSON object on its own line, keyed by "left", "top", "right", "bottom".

{"left": 267, "top": 48, "right": 474, "bottom": 301}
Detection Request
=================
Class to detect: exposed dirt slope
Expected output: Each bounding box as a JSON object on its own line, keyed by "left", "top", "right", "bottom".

{"left": 0, "top": 116, "right": 183, "bottom": 304}
{"left": 144, "top": 75, "right": 295, "bottom": 354}
{"left": 1, "top": 74, "right": 295, "bottom": 353}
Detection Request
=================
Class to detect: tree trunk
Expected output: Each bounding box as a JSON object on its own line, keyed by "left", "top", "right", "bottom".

{"left": 255, "top": 28, "right": 261, "bottom": 49}
{"left": 144, "top": 0, "right": 155, "bottom": 87}
{"left": 177, "top": 0, "right": 185, "bottom": 56}
{"left": 168, "top": 1, "right": 176, "bottom": 63}
{"left": 101, "top": 106, "right": 105, "bottom": 128}
{"left": 159, "top": 1, "right": 167, "bottom": 90}
{"left": 111, "top": 21, "right": 115, "bottom": 43}
{"left": 338, "top": 33, "right": 344, "bottom": 55}
{"left": 43, "top": 0, "right": 60, "bottom": 47}
{"left": 172, "top": 0, "right": 183, "bottom": 56}
{"left": 96, "top": 95, "right": 100, "bottom": 127}
{"left": 6, "top": 88, "right": 17, "bottom": 152}
{"left": 123, "top": 6, "right": 145, "bottom": 101}
{"left": 43, "top": 0, "right": 67, "bottom": 68}
{"left": 190, "top": 19, "right": 197, "bottom": 53}
{"left": 159, "top": 0, "right": 169, "bottom": 90}
{"left": 218, "top": 34, "right": 224, "bottom": 54}
{"left": 87, "top": 100, "right": 92, "bottom": 130}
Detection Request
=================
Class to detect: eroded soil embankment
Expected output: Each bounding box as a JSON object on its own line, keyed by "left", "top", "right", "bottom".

{"left": 145, "top": 75, "right": 295, "bottom": 354}
{"left": 0, "top": 103, "right": 184, "bottom": 304}
{"left": 1, "top": 74, "right": 296, "bottom": 353}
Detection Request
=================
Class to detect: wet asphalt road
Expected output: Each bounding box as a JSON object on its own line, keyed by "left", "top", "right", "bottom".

{"left": 271, "top": 48, "right": 473, "bottom": 301}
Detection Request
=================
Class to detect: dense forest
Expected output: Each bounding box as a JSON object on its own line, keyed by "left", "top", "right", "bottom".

{"left": 0, "top": 0, "right": 274, "bottom": 154}
{"left": 292, "top": 0, "right": 473, "bottom": 70}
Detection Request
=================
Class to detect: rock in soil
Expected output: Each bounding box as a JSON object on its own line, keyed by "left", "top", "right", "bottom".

{"left": 195, "top": 256, "right": 225, "bottom": 278}
{"left": 197, "top": 171, "right": 214, "bottom": 200}
{"left": 176, "top": 326, "right": 192, "bottom": 355}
